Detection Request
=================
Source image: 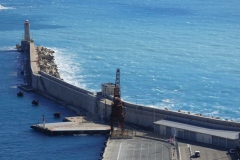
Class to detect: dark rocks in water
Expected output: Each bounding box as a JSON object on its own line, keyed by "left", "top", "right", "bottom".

{"left": 53, "top": 112, "right": 61, "bottom": 118}
{"left": 17, "top": 91, "right": 24, "bottom": 97}
{"left": 32, "top": 100, "right": 39, "bottom": 106}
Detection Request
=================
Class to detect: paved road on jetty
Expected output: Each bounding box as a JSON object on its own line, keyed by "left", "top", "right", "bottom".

{"left": 103, "top": 137, "right": 172, "bottom": 160}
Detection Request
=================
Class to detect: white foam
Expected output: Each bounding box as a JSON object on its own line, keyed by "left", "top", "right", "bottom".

{"left": 0, "top": 5, "right": 15, "bottom": 10}
{"left": 207, "top": 110, "right": 219, "bottom": 115}
{"left": 0, "top": 46, "right": 17, "bottom": 51}
{"left": 10, "top": 85, "right": 17, "bottom": 89}
{"left": 47, "top": 47, "right": 86, "bottom": 89}
{"left": 162, "top": 99, "right": 173, "bottom": 103}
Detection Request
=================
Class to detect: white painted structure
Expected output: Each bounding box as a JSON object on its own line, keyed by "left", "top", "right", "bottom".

{"left": 154, "top": 120, "right": 240, "bottom": 148}
{"left": 21, "top": 20, "right": 34, "bottom": 51}
{"left": 24, "top": 20, "right": 30, "bottom": 41}
{"left": 102, "top": 83, "right": 115, "bottom": 97}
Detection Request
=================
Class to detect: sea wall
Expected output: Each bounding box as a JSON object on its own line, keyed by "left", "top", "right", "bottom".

{"left": 97, "top": 98, "right": 240, "bottom": 131}
{"left": 32, "top": 71, "right": 96, "bottom": 113}
{"left": 28, "top": 42, "right": 240, "bottom": 131}
{"left": 28, "top": 42, "right": 96, "bottom": 114}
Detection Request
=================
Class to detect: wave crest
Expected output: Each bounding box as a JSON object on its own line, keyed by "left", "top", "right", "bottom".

{"left": 46, "top": 47, "right": 86, "bottom": 89}
{"left": 0, "top": 5, "right": 15, "bottom": 10}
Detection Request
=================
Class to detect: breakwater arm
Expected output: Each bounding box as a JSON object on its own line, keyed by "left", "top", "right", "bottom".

{"left": 28, "top": 42, "right": 96, "bottom": 114}
{"left": 27, "top": 41, "right": 240, "bottom": 132}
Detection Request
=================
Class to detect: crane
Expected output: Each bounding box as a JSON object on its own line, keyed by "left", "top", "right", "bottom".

{"left": 110, "top": 69, "right": 125, "bottom": 133}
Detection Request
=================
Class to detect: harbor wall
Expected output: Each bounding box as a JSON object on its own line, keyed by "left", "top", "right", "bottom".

{"left": 97, "top": 99, "right": 240, "bottom": 131}
{"left": 31, "top": 71, "right": 96, "bottom": 113}
{"left": 27, "top": 42, "right": 240, "bottom": 131}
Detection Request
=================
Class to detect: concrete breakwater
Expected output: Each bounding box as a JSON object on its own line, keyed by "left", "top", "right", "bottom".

{"left": 18, "top": 20, "right": 240, "bottom": 132}
{"left": 28, "top": 41, "right": 96, "bottom": 115}
{"left": 26, "top": 42, "right": 240, "bottom": 131}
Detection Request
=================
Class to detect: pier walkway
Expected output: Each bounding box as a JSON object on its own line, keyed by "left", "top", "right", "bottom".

{"left": 31, "top": 121, "right": 110, "bottom": 135}
{"left": 103, "top": 136, "right": 172, "bottom": 160}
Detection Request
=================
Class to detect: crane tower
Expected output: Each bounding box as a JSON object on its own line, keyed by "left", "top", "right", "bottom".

{"left": 110, "top": 69, "right": 125, "bottom": 133}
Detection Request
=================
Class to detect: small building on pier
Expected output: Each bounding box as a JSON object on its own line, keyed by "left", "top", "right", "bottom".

{"left": 154, "top": 119, "right": 240, "bottom": 149}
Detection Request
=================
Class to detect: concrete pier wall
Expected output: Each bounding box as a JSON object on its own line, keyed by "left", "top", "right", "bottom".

{"left": 27, "top": 41, "right": 240, "bottom": 131}
{"left": 32, "top": 72, "right": 96, "bottom": 113}
{"left": 27, "top": 42, "right": 96, "bottom": 114}
{"left": 23, "top": 43, "right": 32, "bottom": 86}
{"left": 97, "top": 100, "right": 170, "bottom": 128}
{"left": 97, "top": 99, "right": 240, "bottom": 131}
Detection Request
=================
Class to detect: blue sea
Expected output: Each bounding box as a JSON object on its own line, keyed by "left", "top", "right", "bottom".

{"left": 0, "top": 0, "right": 240, "bottom": 159}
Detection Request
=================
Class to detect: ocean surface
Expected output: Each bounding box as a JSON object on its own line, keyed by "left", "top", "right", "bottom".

{"left": 0, "top": 0, "right": 240, "bottom": 159}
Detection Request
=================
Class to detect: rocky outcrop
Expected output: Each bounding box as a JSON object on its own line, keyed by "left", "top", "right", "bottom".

{"left": 36, "top": 46, "right": 60, "bottom": 79}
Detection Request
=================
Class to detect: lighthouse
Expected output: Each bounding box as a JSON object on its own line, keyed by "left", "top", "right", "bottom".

{"left": 24, "top": 20, "right": 30, "bottom": 41}
{"left": 17, "top": 20, "right": 35, "bottom": 87}
{"left": 20, "top": 20, "right": 33, "bottom": 51}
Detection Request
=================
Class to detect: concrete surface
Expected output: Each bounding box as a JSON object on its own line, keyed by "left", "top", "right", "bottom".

{"left": 103, "top": 137, "right": 172, "bottom": 160}
{"left": 178, "top": 139, "right": 237, "bottom": 160}
{"left": 31, "top": 122, "right": 110, "bottom": 135}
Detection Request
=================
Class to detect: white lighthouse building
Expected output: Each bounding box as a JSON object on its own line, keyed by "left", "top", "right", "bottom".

{"left": 24, "top": 20, "right": 31, "bottom": 41}
{"left": 20, "top": 20, "right": 34, "bottom": 51}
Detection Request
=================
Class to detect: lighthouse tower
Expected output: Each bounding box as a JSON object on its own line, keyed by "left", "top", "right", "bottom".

{"left": 21, "top": 20, "right": 33, "bottom": 51}
{"left": 24, "top": 20, "right": 30, "bottom": 41}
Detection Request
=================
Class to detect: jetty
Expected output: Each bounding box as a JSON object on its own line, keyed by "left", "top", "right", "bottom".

{"left": 31, "top": 116, "right": 111, "bottom": 135}
{"left": 31, "top": 121, "right": 110, "bottom": 136}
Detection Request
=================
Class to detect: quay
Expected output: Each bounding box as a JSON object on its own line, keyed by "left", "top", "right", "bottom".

{"left": 31, "top": 121, "right": 110, "bottom": 136}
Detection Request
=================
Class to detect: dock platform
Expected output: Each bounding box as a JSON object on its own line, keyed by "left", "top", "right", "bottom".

{"left": 31, "top": 122, "right": 111, "bottom": 135}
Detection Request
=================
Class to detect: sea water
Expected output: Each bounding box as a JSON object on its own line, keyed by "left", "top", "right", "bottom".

{"left": 0, "top": 0, "right": 239, "bottom": 159}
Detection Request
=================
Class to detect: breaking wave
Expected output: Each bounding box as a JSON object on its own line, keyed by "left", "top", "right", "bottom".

{"left": 47, "top": 47, "right": 87, "bottom": 89}
{"left": 0, "top": 5, "right": 15, "bottom": 10}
